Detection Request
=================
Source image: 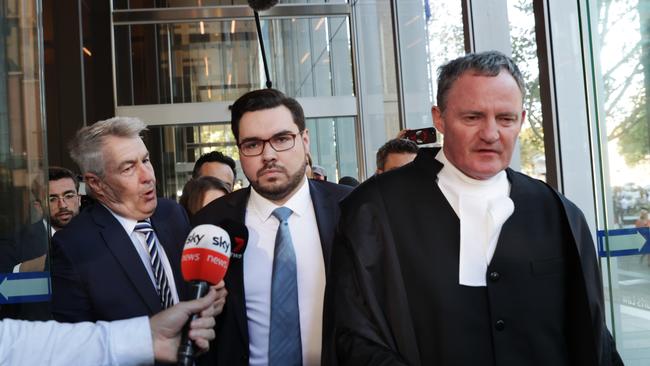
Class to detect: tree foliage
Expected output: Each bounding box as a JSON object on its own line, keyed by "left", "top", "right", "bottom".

{"left": 599, "top": 0, "right": 650, "bottom": 166}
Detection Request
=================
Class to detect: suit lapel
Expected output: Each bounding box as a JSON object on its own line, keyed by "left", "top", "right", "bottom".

{"left": 91, "top": 205, "right": 161, "bottom": 314}
{"left": 308, "top": 181, "right": 337, "bottom": 274}
{"left": 223, "top": 188, "right": 252, "bottom": 346}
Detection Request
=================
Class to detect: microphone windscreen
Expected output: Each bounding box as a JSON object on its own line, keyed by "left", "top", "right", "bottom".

{"left": 218, "top": 219, "right": 249, "bottom": 260}
{"left": 248, "top": 0, "right": 278, "bottom": 11}
{"left": 181, "top": 224, "right": 231, "bottom": 284}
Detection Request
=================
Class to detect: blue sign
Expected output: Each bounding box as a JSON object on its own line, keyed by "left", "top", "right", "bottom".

{"left": 0, "top": 271, "right": 51, "bottom": 304}
{"left": 597, "top": 227, "right": 650, "bottom": 257}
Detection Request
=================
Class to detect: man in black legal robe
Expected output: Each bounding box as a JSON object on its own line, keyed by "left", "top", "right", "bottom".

{"left": 323, "top": 51, "right": 623, "bottom": 366}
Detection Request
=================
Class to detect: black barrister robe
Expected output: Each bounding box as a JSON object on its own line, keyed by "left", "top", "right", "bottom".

{"left": 322, "top": 148, "right": 623, "bottom": 366}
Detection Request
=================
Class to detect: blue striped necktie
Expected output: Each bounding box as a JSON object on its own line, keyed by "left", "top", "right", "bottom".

{"left": 134, "top": 220, "right": 174, "bottom": 309}
{"left": 268, "top": 207, "right": 302, "bottom": 366}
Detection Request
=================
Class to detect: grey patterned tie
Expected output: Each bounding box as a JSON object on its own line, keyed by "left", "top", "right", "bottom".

{"left": 134, "top": 220, "right": 174, "bottom": 309}
{"left": 268, "top": 207, "right": 302, "bottom": 366}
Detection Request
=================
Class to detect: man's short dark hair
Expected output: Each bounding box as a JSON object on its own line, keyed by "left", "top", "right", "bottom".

{"left": 436, "top": 51, "right": 525, "bottom": 112}
{"left": 376, "top": 138, "right": 418, "bottom": 171}
{"left": 230, "top": 88, "right": 305, "bottom": 141}
{"left": 192, "top": 150, "right": 237, "bottom": 180}
{"left": 49, "top": 166, "right": 79, "bottom": 191}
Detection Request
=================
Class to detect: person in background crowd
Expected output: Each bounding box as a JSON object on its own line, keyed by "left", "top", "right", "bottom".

{"left": 11, "top": 167, "right": 81, "bottom": 274}
{"left": 0, "top": 167, "right": 83, "bottom": 320}
{"left": 193, "top": 88, "right": 352, "bottom": 366}
{"left": 325, "top": 51, "right": 622, "bottom": 366}
{"left": 375, "top": 138, "right": 418, "bottom": 174}
{"left": 338, "top": 176, "right": 360, "bottom": 188}
{"left": 636, "top": 208, "right": 650, "bottom": 265}
{"left": 192, "top": 151, "right": 237, "bottom": 192}
{"left": 312, "top": 165, "right": 327, "bottom": 181}
{"left": 179, "top": 176, "right": 231, "bottom": 218}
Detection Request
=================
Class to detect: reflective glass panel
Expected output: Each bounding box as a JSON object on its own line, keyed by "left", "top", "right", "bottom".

{"left": 114, "top": 15, "right": 353, "bottom": 105}
{"left": 590, "top": 0, "right": 650, "bottom": 363}
{"left": 507, "top": 0, "right": 546, "bottom": 181}
{"left": 354, "top": 1, "right": 399, "bottom": 175}
{"left": 0, "top": 0, "right": 51, "bottom": 320}
{"left": 113, "top": 0, "right": 348, "bottom": 9}
{"left": 424, "top": 0, "right": 465, "bottom": 107}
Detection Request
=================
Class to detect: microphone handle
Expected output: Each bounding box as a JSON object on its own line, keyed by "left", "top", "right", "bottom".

{"left": 177, "top": 281, "right": 210, "bottom": 366}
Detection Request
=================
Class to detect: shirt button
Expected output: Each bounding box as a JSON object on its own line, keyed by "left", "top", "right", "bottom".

{"left": 489, "top": 271, "right": 500, "bottom": 282}
{"left": 495, "top": 319, "right": 505, "bottom": 331}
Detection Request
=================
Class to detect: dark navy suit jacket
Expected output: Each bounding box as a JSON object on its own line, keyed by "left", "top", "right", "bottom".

{"left": 192, "top": 179, "right": 352, "bottom": 366}
{"left": 51, "top": 198, "right": 190, "bottom": 322}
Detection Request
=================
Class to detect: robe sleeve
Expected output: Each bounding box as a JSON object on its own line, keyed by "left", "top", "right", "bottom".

{"left": 323, "top": 189, "right": 419, "bottom": 366}
{"left": 556, "top": 193, "right": 624, "bottom": 366}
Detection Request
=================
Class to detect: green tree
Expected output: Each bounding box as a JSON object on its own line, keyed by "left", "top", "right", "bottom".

{"left": 599, "top": 0, "right": 650, "bottom": 166}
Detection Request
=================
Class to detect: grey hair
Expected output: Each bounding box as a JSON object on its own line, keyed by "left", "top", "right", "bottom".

{"left": 68, "top": 117, "right": 148, "bottom": 177}
{"left": 436, "top": 51, "right": 526, "bottom": 112}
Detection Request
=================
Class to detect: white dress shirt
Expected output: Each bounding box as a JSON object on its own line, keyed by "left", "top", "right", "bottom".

{"left": 436, "top": 150, "right": 514, "bottom": 287}
{"left": 244, "top": 178, "right": 325, "bottom": 366}
{"left": 106, "top": 206, "right": 180, "bottom": 305}
{"left": 0, "top": 316, "right": 153, "bottom": 365}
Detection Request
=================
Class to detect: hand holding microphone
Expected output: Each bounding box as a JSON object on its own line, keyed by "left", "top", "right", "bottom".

{"left": 177, "top": 224, "right": 232, "bottom": 366}
{"left": 177, "top": 222, "right": 248, "bottom": 366}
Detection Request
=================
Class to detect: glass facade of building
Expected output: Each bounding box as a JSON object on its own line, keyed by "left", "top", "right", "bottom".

{"left": 0, "top": 0, "right": 51, "bottom": 316}
{"left": 1, "top": 1, "right": 650, "bottom": 364}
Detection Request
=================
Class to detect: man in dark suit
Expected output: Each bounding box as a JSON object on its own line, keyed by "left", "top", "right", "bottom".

{"left": 51, "top": 117, "right": 197, "bottom": 325}
{"left": 192, "top": 150, "right": 238, "bottom": 192}
{"left": 193, "top": 88, "right": 351, "bottom": 366}
{"left": 325, "top": 51, "right": 623, "bottom": 366}
{"left": 0, "top": 167, "right": 82, "bottom": 320}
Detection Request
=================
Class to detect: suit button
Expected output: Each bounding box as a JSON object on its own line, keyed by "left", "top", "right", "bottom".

{"left": 495, "top": 319, "right": 505, "bottom": 331}
{"left": 489, "top": 271, "right": 500, "bottom": 282}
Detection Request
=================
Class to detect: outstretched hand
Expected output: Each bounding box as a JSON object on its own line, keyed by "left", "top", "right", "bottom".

{"left": 149, "top": 281, "right": 227, "bottom": 363}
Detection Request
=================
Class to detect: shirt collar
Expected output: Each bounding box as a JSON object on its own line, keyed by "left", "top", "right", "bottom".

{"left": 44, "top": 219, "right": 56, "bottom": 237}
{"left": 103, "top": 203, "right": 141, "bottom": 234}
{"left": 248, "top": 176, "right": 311, "bottom": 222}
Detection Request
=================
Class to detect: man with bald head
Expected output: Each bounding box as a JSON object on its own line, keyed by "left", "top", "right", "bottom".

{"left": 325, "top": 51, "right": 622, "bottom": 366}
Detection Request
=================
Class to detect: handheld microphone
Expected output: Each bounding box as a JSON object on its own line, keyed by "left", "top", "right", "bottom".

{"left": 177, "top": 224, "right": 232, "bottom": 366}
{"left": 248, "top": 0, "right": 278, "bottom": 11}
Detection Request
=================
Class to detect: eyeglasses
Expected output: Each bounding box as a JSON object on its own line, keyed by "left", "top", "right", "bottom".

{"left": 238, "top": 132, "right": 300, "bottom": 157}
{"left": 48, "top": 193, "right": 78, "bottom": 205}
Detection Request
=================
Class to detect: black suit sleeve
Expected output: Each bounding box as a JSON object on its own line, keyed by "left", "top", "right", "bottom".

{"left": 50, "top": 235, "right": 94, "bottom": 322}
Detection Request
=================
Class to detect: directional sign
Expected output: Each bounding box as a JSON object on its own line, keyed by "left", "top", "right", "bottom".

{"left": 0, "top": 271, "right": 51, "bottom": 304}
{"left": 597, "top": 227, "right": 650, "bottom": 257}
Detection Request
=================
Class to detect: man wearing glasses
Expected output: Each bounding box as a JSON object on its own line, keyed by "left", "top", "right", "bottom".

{"left": 0, "top": 167, "right": 81, "bottom": 320}
{"left": 11, "top": 167, "right": 81, "bottom": 274}
{"left": 47, "top": 167, "right": 82, "bottom": 233}
{"left": 193, "top": 88, "right": 351, "bottom": 366}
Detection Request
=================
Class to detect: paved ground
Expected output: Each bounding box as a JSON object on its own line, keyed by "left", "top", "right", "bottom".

{"left": 604, "top": 254, "right": 650, "bottom": 365}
